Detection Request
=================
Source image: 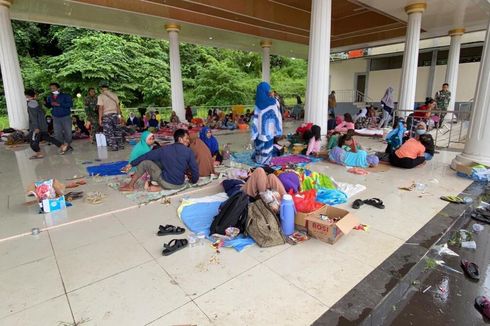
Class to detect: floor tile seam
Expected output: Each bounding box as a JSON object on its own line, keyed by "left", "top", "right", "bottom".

{"left": 64, "top": 257, "right": 155, "bottom": 294}
{"left": 50, "top": 229, "right": 136, "bottom": 258}
{"left": 365, "top": 225, "right": 409, "bottom": 242}
{"left": 46, "top": 230, "right": 77, "bottom": 325}
{"left": 188, "top": 260, "right": 263, "bottom": 301}
{"left": 143, "top": 300, "right": 213, "bottom": 326}
{"left": 262, "top": 262, "right": 331, "bottom": 309}
{"left": 244, "top": 245, "right": 293, "bottom": 264}
{"left": 0, "top": 251, "right": 56, "bottom": 274}
{"left": 0, "top": 293, "right": 67, "bottom": 321}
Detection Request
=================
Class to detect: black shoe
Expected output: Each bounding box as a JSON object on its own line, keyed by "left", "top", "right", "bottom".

{"left": 67, "top": 146, "right": 74, "bottom": 152}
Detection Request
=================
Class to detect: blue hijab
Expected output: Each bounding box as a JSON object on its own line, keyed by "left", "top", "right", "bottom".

{"left": 199, "top": 127, "right": 219, "bottom": 154}
{"left": 255, "top": 82, "right": 277, "bottom": 110}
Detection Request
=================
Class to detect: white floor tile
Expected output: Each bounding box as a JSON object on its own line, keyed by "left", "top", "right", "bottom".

{"left": 49, "top": 214, "right": 127, "bottom": 256}
{"left": 157, "top": 244, "right": 259, "bottom": 298}
{"left": 0, "top": 256, "right": 64, "bottom": 319}
{"left": 56, "top": 232, "right": 152, "bottom": 291}
{"left": 265, "top": 239, "right": 373, "bottom": 307}
{"left": 68, "top": 261, "right": 189, "bottom": 326}
{"left": 0, "top": 232, "right": 53, "bottom": 272}
{"left": 195, "top": 264, "right": 326, "bottom": 326}
{"left": 0, "top": 295, "right": 73, "bottom": 326}
{"left": 148, "top": 302, "right": 212, "bottom": 326}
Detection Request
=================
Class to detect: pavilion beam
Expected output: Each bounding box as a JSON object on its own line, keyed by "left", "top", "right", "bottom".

{"left": 452, "top": 21, "right": 490, "bottom": 167}
{"left": 0, "top": 0, "right": 28, "bottom": 129}
{"left": 398, "top": 2, "right": 426, "bottom": 115}
{"left": 304, "top": 0, "right": 331, "bottom": 132}
{"left": 260, "top": 40, "right": 272, "bottom": 84}
{"left": 165, "top": 23, "right": 185, "bottom": 120}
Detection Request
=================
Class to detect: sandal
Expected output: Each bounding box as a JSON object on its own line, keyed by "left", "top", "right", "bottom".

{"left": 363, "top": 198, "right": 385, "bottom": 209}
{"left": 29, "top": 154, "right": 44, "bottom": 160}
{"left": 162, "top": 239, "right": 188, "bottom": 256}
{"left": 440, "top": 196, "right": 465, "bottom": 204}
{"left": 85, "top": 192, "right": 107, "bottom": 205}
{"left": 65, "top": 191, "right": 84, "bottom": 201}
{"left": 157, "top": 225, "right": 185, "bottom": 236}
{"left": 461, "top": 259, "right": 480, "bottom": 280}
{"left": 470, "top": 212, "right": 490, "bottom": 225}
{"left": 475, "top": 296, "right": 490, "bottom": 319}
{"left": 352, "top": 199, "right": 364, "bottom": 209}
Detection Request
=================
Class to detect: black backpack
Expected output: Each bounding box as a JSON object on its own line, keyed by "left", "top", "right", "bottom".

{"left": 210, "top": 191, "right": 249, "bottom": 235}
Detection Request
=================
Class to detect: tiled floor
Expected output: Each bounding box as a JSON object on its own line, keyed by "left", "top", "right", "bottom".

{"left": 0, "top": 123, "right": 473, "bottom": 325}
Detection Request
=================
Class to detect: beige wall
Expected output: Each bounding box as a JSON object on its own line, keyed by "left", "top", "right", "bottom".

{"left": 331, "top": 59, "right": 479, "bottom": 103}
{"left": 330, "top": 58, "right": 368, "bottom": 93}
{"left": 432, "top": 62, "right": 479, "bottom": 101}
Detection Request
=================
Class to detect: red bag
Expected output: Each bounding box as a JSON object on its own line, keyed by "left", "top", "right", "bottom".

{"left": 292, "top": 189, "right": 323, "bottom": 213}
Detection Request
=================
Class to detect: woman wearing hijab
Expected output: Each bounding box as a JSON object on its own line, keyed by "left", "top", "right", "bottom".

{"left": 189, "top": 133, "right": 215, "bottom": 177}
{"left": 148, "top": 113, "right": 159, "bottom": 128}
{"left": 199, "top": 126, "right": 222, "bottom": 162}
{"left": 170, "top": 111, "right": 180, "bottom": 123}
{"left": 251, "top": 82, "right": 282, "bottom": 164}
{"left": 123, "top": 130, "right": 155, "bottom": 173}
{"left": 378, "top": 87, "right": 395, "bottom": 128}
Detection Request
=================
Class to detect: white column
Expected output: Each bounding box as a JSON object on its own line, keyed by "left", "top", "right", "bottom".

{"left": 260, "top": 40, "right": 271, "bottom": 83}
{"left": 398, "top": 3, "right": 426, "bottom": 114}
{"left": 445, "top": 28, "right": 465, "bottom": 113}
{"left": 305, "top": 0, "right": 331, "bottom": 132}
{"left": 452, "top": 21, "right": 490, "bottom": 167}
{"left": 0, "top": 0, "right": 28, "bottom": 129}
{"left": 165, "top": 24, "right": 185, "bottom": 120}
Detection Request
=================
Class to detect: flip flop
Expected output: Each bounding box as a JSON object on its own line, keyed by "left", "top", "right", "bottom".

{"left": 363, "top": 198, "right": 385, "bottom": 209}
{"left": 65, "top": 191, "right": 84, "bottom": 201}
{"left": 475, "top": 296, "right": 490, "bottom": 319}
{"left": 29, "top": 154, "right": 44, "bottom": 160}
{"left": 470, "top": 212, "right": 490, "bottom": 225}
{"left": 352, "top": 199, "right": 364, "bottom": 209}
{"left": 475, "top": 208, "right": 490, "bottom": 218}
{"left": 461, "top": 259, "right": 480, "bottom": 280}
{"left": 440, "top": 196, "right": 465, "bottom": 204}
{"left": 157, "top": 225, "right": 186, "bottom": 236}
{"left": 162, "top": 239, "right": 188, "bottom": 256}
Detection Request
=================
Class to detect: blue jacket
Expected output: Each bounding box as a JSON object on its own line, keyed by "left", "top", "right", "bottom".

{"left": 46, "top": 93, "right": 73, "bottom": 118}
{"left": 131, "top": 143, "right": 199, "bottom": 185}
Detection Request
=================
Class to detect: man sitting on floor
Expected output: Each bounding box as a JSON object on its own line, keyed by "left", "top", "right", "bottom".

{"left": 120, "top": 129, "right": 199, "bottom": 192}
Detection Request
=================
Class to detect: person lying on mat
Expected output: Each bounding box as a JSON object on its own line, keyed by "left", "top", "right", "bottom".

{"left": 241, "top": 167, "right": 286, "bottom": 199}
{"left": 120, "top": 129, "right": 199, "bottom": 192}
{"left": 389, "top": 136, "right": 426, "bottom": 169}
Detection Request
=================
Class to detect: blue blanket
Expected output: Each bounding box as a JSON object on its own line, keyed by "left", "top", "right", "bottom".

{"left": 180, "top": 201, "right": 255, "bottom": 252}
{"left": 86, "top": 161, "right": 128, "bottom": 176}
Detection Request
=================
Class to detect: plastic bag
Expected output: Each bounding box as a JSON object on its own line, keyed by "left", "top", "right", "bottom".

{"left": 316, "top": 189, "right": 348, "bottom": 205}
{"left": 292, "top": 189, "right": 324, "bottom": 213}
{"left": 34, "top": 179, "right": 56, "bottom": 200}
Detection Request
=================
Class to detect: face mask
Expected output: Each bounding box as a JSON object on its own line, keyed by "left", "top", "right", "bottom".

{"left": 52, "top": 91, "right": 60, "bottom": 95}
{"left": 416, "top": 129, "right": 426, "bottom": 135}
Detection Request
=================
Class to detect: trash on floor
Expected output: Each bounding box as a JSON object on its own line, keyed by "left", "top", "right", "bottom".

{"left": 432, "top": 243, "right": 459, "bottom": 257}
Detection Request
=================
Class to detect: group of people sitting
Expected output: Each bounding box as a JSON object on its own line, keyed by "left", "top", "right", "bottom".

{"left": 205, "top": 109, "right": 252, "bottom": 130}
{"left": 119, "top": 126, "right": 225, "bottom": 192}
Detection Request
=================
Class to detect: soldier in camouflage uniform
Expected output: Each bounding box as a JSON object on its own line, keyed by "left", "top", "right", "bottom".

{"left": 84, "top": 88, "right": 99, "bottom": 143}
{"left": 97, "top": 81, "right": 124, "bottom": 151}
{"left": 435, "top": 83, "right": 451, "bottom": 128}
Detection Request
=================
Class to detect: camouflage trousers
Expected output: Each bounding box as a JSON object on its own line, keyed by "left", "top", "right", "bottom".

{"left": 86, "top": 113, "right": 99, "bottom": 141}
{"left": 102, "top": 113, "right": 123, "bottom": 150}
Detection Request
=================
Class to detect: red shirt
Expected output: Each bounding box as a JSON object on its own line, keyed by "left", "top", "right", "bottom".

{"left": 414, "top": 104, "right": 430, "bottom": 118}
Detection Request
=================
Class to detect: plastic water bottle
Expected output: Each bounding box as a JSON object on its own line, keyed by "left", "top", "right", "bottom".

{"left": 280, "top": 194, "right": 295, "bottom": 236}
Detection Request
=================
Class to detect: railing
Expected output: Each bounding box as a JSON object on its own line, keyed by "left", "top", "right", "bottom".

{"left": 333, "top": 89, "right": 376, "bottom": 104}
{"left": 392, "top": 105, "right": 473, "bottom": 148}
{"left": 72, "top": 104, "right": 255, "bottom": 121}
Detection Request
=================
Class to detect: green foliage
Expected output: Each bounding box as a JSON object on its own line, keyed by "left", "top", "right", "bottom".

{"left": 0, "top": 22, "right": 308, "bottom": 126}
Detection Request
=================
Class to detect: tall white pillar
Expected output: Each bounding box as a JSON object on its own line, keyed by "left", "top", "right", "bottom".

{"left": 0, "top": 0, "right": 28, "bottom": 129}
{"left": 260, "top": 40, "right": 272, "bottom": 83}
{"left": 165, "top": 24, "right": 185, "bottom": 120}
{"left": 398, "top": 3, "right": 426, "bottom": 113}
{"left": 445, "top": 28, "right": 465, "bottom": 113}
{"left": 305, "top": 0, "right": 331, "bottom": 132}
{"left": 452, "top": 21, "right": 490, "bottom": 167}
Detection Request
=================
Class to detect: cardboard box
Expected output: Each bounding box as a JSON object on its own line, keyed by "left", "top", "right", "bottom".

{"left": 453, "top": 162, "right": 474, "bottom": 176}
{"left": 295, "top": 205, "right": 326, "bottom": 230}
{"left": 304, "top": 206, "right": 360, "bottom": 244}
{"left": 40, "top": 196, "right": 66, "bottom": 213}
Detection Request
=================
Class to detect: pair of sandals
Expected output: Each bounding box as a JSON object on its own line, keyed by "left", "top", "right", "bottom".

{"left": 440, "top": 195, "right": 466, "bottom": 204}
{"left": 157, "top": 224, "right": 188, "bottom": 256}
{"left": 460, "top": 260, "right": 490, "bottom": 319}
{"left": 471, "top": 207, "right": 490, "bottom": 225}
{"left": 352, "top": 198, "right": 385, "bottom": 209}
